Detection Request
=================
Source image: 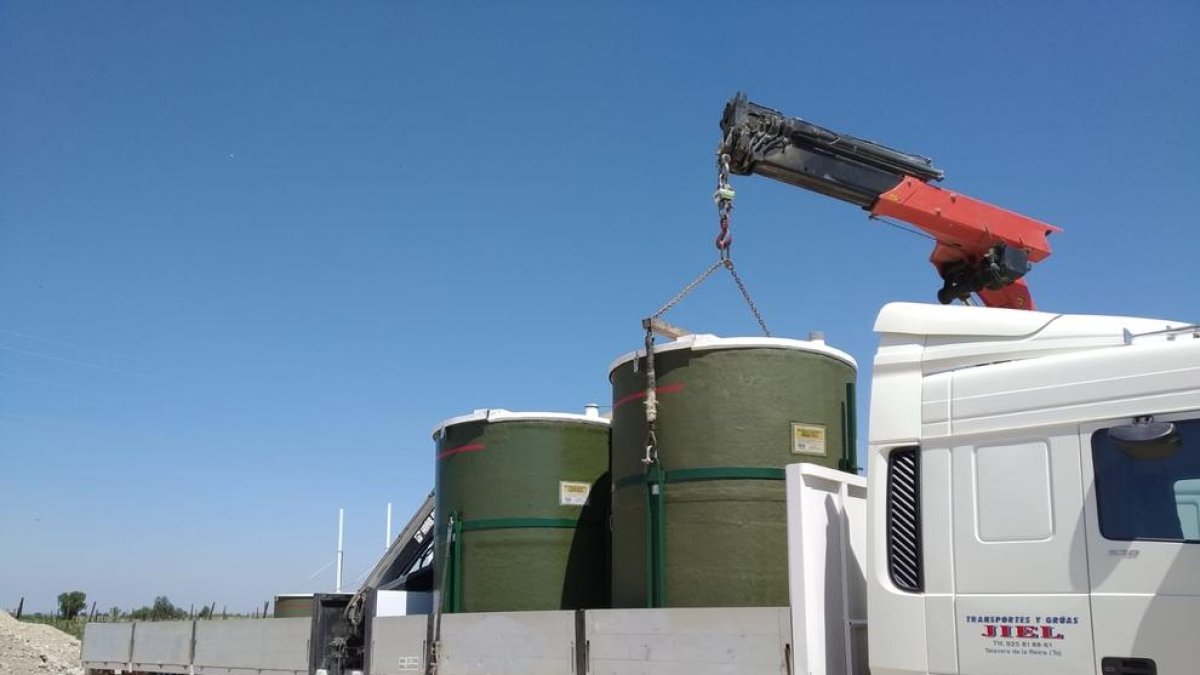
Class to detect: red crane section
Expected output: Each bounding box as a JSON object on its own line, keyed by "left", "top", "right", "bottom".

{"left": 872, "top": 177, "right": 1060, "bottom": 310}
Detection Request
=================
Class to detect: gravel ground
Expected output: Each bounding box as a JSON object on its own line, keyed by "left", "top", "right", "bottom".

{"left": 0, "top": 612, "right": 82, "bottom": 675}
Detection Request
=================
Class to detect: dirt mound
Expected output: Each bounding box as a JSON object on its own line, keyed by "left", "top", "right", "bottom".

{"left": 0, "top": 612, "right": 82, "bottom": 675}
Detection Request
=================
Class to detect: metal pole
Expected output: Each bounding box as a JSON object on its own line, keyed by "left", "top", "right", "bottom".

{"left": 385, "top": 502, "right": 392, "bottom": 551}
{"left": 336, "top": 508, "right": 345, "bottom": 593}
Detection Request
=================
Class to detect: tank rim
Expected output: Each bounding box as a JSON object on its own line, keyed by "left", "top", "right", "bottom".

{"left": 431, "top": 408, "right": 611, "bottom": 438}
{"left": 607, "top": 333, "right": 857, "bottom": 374}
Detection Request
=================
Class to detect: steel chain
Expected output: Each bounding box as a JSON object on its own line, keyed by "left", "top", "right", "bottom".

{"left": 644, "top": 149, "right": 771, "bottom": 332}
{"left": 723, "top": 259, "right": 771, "bottom": 336}
{"left": 641, "top": 321, "right": 659, "bottom": 466}
{"left": 648, "top": 259, "right": 725, "bottom": 320}
{"left": 638, "top": 148, "right": 771, "bottom": 468}
{"left": 714, "top": 153, "right": 735, "bottom": 257}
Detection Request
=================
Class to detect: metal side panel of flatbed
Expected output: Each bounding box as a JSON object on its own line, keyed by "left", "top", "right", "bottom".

{"left": 130, "top": 621, "right": 195, "bottom": 674}
{"left": 81, "top": 622, "right": 133, "bottom": 671}
{"left": 368, "top": 608, "right": 790, "bottom": 675}
{"left": 368, "top": 616, "right": 428, "bottom": 675}
{"left": 193, "top": 618, "right": 310, "bottom": 675}
{"left": 437, "top": 611, "right": 575, "bottom": 675}
{"left": 586, "top": 607, "right": 792, "bottom": 675}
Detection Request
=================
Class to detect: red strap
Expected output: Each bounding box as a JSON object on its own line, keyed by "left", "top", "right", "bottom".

{"left": 613, "top": 382, "right": 685, "bottom": 410}
{"left": 437, "top": 443, "right": 485, "bottom": 461}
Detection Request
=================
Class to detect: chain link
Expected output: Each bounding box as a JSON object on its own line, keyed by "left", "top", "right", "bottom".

{"left": 714, "top": 153, "right": 735, "bottom": 256}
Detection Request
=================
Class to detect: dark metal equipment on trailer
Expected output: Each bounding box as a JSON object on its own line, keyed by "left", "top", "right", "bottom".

{"left": 718, "top": 93, "right": 1061, "bottom": 310}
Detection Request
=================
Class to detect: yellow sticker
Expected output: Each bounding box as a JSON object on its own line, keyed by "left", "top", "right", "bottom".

{"left": 559, "top": 481, "right": 592, "bottom": 506}
{"left": 791, "top": 423, "right": 827, "bottom": 456}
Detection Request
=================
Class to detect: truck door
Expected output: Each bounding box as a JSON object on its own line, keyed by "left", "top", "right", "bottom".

{"left": 949, "top": 431, "right": 1096, "bottom": 675}
{"left": 1083, "top": 413, "right": 1200, "bottom": 674}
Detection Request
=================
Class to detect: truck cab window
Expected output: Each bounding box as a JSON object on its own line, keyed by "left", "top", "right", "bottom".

{"left": 1093, "top": 419, "right": 1200, "bottom": 542}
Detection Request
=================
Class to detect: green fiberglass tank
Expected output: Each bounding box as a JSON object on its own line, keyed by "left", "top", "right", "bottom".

{"left": 272, "top": 594, "right": 313, "bottom": 618}
{"left": 609, "top": 334, "right": 857, "bottom": 608}
{"left": 433, "top": 408, "right": 610, "bottom": 613}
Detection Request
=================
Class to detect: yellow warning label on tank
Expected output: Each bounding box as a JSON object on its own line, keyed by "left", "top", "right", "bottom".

{"left": 559, "top": 481, "right": 592, "bottom": 506}
{"left": 791, "top": 423, "right": 827, "bottom": 456}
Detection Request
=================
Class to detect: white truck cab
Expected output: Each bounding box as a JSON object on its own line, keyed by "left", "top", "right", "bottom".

{"left": 867, "top": 302, "right": 1200, "bottom": 675}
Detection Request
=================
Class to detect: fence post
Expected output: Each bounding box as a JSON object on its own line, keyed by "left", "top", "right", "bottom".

{"left": 15, "top": 597, "right": 23, "bottom": 619}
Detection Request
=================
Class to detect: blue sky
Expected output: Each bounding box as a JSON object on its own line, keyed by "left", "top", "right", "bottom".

{"left": 2, "top": 2, "right": 1197, "bottom": 613}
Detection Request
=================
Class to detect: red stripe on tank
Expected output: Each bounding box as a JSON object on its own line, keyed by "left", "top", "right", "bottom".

{"left": 612, "top": 382, "right": 685, "bottom": 410}
{"left": 437, "top": 443, "right": 485, "bottom": 460}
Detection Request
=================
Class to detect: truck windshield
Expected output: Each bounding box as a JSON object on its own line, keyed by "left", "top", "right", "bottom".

{"left": 1093, "top": 419, "right": 1200, "bottom": 542}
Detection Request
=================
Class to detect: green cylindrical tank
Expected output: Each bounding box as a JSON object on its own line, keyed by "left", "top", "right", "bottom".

{"left": 273, "top": 594, "right": 313, "bottom": 618}
{"left": 609, "top": 334, "right": 857, "bottom": 608}
{"left": 433, "top": 408, "right": 610, "bottom": 613}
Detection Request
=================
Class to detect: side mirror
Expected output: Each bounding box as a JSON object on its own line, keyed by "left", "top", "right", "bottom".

{"left": 1108, "top": 418, "right": 1181, "bottom": 460}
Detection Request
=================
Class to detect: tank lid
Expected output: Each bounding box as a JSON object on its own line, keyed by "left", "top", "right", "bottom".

{"left": 431, "top": 408, "right": 611, "bottom": 438}
{"left": 608, "top": 333, "right": 857, "bottom": 373}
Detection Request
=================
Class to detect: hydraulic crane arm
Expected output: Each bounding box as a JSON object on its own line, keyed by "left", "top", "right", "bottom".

{"left": 719, "top": 93, "right": 1061, "bottom": 310}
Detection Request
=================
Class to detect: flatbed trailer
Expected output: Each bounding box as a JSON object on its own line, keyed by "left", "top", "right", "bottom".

{"left": 82, "top": 303, "right": 1200, "bottom": 675}
{"left": 82, "top": 465, "right": 862, "bottom": 675}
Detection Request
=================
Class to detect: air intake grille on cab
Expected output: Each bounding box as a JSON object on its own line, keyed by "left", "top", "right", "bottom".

{"left": 887, "top": 447, "right": 923, "bottom": 592}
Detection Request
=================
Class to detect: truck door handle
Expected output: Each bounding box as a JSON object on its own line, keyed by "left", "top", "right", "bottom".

{"left": 1101, "top": 656, "right": 1157, "bottom": 674}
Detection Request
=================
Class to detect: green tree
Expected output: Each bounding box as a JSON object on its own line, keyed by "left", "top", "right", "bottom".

{"left": 150, "top": 596, "right": 185, "bottom": 621}
{"left": 197, "top": 605, "right": 212, "bottom": 619}
{"left": 57, "top": 591, "right": 87, "bottom": 620}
